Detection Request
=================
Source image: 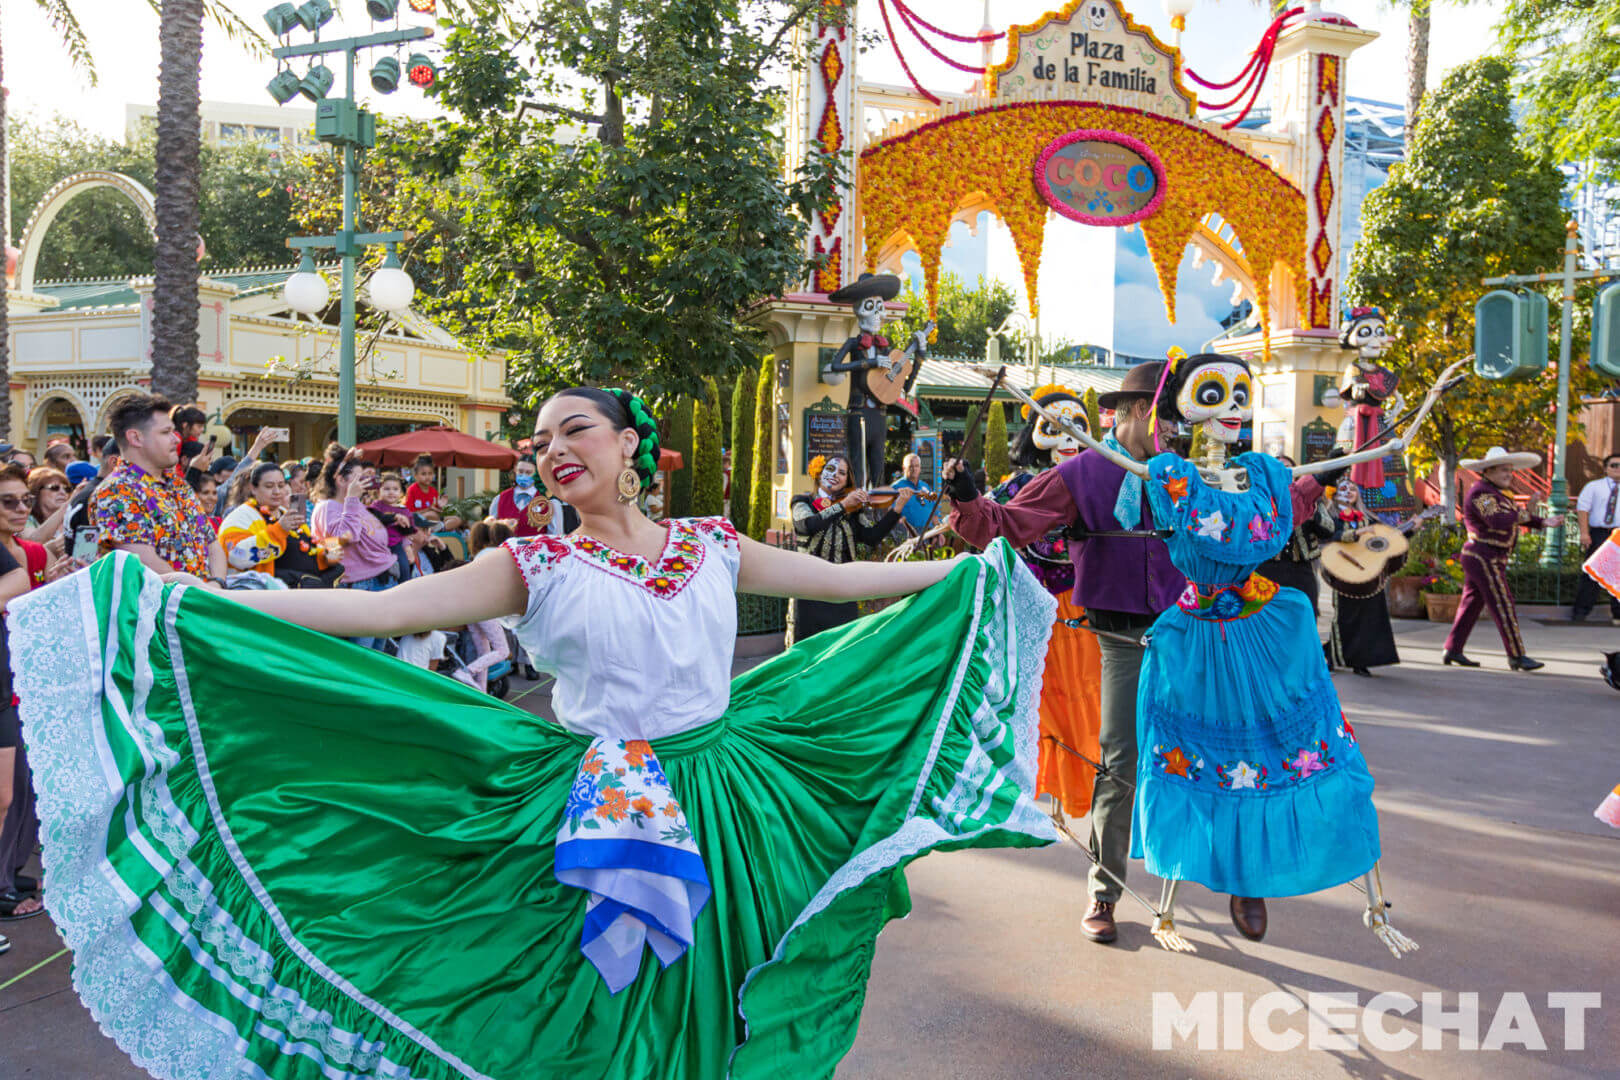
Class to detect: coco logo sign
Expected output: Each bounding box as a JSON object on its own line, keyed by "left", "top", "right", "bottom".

{"left": 1034, "top": 129, "right": 1166, "bottom": 227}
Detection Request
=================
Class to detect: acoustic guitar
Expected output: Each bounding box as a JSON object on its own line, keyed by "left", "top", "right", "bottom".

{"left": 1319, "top": 507, "right": 1442, "bottom": 599}
{"left": 867, "top": 321, "right": 936, "bottom": 407}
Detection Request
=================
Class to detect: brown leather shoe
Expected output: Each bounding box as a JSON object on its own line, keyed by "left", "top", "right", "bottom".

{"left": 1230, "top": 895, "right": 1267, "bottom": 941}
{"left": 1081, "top": 900, "right": 1118, "bottom": 944}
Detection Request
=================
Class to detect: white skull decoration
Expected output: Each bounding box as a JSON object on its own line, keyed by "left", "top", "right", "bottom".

{"left": 1340, "top": 309, "right": 1389, "bottom": 363}
{"left": 1174, "top": 359, "right": 1252, "bottom": 445}
{"left": 1085, "top": 1, "right": 1108, "bottom": 30}
{"left": 1033, "top": 399, "right": 1087, "bottom": 465}
{"left": 854, "top": 295, "right": 885, "bottom": 336}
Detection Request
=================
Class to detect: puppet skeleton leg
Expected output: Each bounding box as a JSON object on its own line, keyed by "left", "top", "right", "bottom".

{"left": 1152, "top": 878, "right": 1195, "bottom": 953}
{"left": 1047, "top": 803, "right": 1194, "bottom": 952}
{"left": 1360, "top": 862, "right": 1418, "bottom": 958}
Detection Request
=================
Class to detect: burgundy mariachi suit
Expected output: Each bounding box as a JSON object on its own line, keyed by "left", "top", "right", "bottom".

{"left": 1443, "top": 478, "right": 1545, "bottom": 658}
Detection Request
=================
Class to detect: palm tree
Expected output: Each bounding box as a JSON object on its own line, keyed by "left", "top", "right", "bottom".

{"left": 151, "top": 0, "right": 207, "bottom": 404}
{"left": 1406, "top": 0, "right": 1431, "bottom": 129}
{"left": 149, "top": 0, "right": 264, "bottom": 404}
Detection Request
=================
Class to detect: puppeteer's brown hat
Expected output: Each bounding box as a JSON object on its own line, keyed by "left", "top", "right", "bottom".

{"left": 1097, "top": 360, "right": 1167, "bottom": 410}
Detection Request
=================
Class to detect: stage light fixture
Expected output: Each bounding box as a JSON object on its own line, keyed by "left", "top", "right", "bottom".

{"left": 408, "top": 0, "right": 436, "bottom": 12}
{"left": 406, "top": 52, "right": 436, "bottom": 88}
{"left": 266, "top": 69, "right": 302, "bottom": 104}
{"left": 370, "top": 56, "right": 401, "bottom": 93}
{"left": 298, "top": 63, "right": 335, "bottom": 101}
{"left": 366, "top": 0, "right": 398, "bottom": 19}
{"left": 294, "top": 0, "right": 334, "bottom": 31}
{"left": 263, "top": 3, "right": 299, "bottom": 35}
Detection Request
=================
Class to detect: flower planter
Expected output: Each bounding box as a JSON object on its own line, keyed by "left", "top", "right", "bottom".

{"left": 1421, "top": 591, "right": 1462, "bottom": 623}
{"left": 1386, "top": 575, "right": 1426, "bottom": 619}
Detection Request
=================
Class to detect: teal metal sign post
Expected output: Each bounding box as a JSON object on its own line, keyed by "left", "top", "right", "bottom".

{"left": 273, "top": 26, "right": 430, "bottom": 445}
{"left": 1481, "top": 220, "right": 1620, "bottom": 567}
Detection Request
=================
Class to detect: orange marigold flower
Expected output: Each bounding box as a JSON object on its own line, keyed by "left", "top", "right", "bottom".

{"left": 596, "top": 787, "right": 629, "bottom": 822}
{"left": 662, "top": 801, "right": 681, "bottom": 818}
{"left": 631, "top": 796, "right": 655, "bottom": 816}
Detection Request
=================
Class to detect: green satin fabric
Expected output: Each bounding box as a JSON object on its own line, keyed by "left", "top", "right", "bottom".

{"left": 35, "top": 544, "right": 1053, "bottom": 1080}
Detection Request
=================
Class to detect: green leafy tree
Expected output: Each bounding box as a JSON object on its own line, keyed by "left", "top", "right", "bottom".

{"left": 748, "top": 355, "right": 774, "bottom": 540}
{"left": 899, "top": 272, "right": 1017, "bottom": 359}
{"left": 379, "top": 0, "right": 843, "bottom": 403}
{"left": 959, "top": 402, "right": 984, "bottom": 469}
{"left": 665, "top": 396, "right": 695, "bottom": 519}
{"left": 1498, "top": 0, "right": 1620, "bottom": 182}
{"left": 692, "top": 377, "right": 725, "bottom": 517}
{"left": 984, "top": 401, "right": 1010, "bottom": 485}
{"left": 1345, "top": 57, "right": 1604, "bottom": 510}
{"left": 729, "top": 367, "right": 756, "bottom": 529}
{"left": 8, "top": 116, "right": 310, "bottom": 280}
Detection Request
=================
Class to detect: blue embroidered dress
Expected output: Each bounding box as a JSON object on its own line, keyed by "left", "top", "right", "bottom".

{"left": 1131, "top": 453, "right": 1381, "bottom": 897}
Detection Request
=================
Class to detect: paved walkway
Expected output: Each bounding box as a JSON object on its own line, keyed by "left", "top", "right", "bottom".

{"left": 2, "top": 609, "right": 1616, "bottom": 1078}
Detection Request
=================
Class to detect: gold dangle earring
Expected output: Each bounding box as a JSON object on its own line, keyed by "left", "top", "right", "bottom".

{"left": 616, "top": 459, "right": 641, "bottom": 503}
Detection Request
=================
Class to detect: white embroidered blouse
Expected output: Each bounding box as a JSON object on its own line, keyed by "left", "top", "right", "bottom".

{"left": 502, "top": 516, "right": 741, "bottom": 740}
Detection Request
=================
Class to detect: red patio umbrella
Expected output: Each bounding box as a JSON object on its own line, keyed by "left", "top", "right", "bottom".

{"left": 660, "top": 448, "right": 684, "bottom": 471}
{"left": 354, "top": 427, "right": 520, "bottom": 469}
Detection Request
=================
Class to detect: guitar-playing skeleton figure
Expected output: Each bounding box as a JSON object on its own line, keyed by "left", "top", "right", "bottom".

{"left": 981, "top": 352, "right": 1467, "bottom": 959}
{"left": 825, "top": 273, "right": 932, "bottom": 488}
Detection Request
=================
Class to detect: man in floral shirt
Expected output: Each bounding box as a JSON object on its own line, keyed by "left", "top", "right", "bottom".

{"left": 91, "top": 395, "right": 226, "bottom": 579}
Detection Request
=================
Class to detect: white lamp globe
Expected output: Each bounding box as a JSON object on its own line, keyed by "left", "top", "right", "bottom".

{"left": 283, "top": 269, "right": 330, "bottom": 315}
{"left": 1164, "top": 0, "right": 1195, "bottom": 18}
{"left": 367, "top": 265, "right": 416, "bottom": 314}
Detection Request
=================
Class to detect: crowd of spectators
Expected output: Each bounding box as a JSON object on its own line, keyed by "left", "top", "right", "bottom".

{"left": 0, "top": 393, "right": 534, "bottom": 952}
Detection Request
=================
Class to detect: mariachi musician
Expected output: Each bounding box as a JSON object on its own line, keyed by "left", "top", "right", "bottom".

{"left": 789, "top": 453, "right": 911, "bottom": 641}
{"left": 1442, "top": 445, "right": 1565, "bottom": 671}
{"left": 825, "top": 273, "right": 928, "bottom": 489}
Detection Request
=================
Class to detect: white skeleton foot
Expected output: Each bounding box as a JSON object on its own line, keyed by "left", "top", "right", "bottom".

{"left": 1151, "top": 913, "right": 1197, "bottom": 953}
{"left": 1364, "top": 907, "right": 1419, "bottom": 958}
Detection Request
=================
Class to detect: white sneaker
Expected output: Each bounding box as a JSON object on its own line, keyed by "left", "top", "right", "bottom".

{"left": 0, "top": 933, "right": 9, "bottom": 955}
{"left": 451, "top": 668, "right": 477, "bottom": 687}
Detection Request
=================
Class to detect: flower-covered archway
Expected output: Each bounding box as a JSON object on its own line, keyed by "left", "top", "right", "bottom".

{"left": 860, "top": 101, "right": 1306, "bottom": 350}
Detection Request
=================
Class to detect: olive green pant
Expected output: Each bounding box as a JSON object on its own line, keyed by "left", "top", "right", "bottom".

{"left": 1087, "top": 620, "right": 1151, "bottom": 905}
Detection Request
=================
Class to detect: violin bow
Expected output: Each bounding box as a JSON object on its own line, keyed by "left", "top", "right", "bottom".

{"left": 887, "top": 365, "right": 1005, "bottom": 562}
{"left": 927, "top": 364, "right": 1006, "bottom": 528}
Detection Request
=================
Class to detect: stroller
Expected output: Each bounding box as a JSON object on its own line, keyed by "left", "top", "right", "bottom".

{"left": 434, "top": 625, "right": 519, "bottom": 699}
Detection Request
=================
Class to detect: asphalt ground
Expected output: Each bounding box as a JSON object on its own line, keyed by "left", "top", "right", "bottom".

{"left": 2, "top": 607, "right": 1616, "bottom": 1079}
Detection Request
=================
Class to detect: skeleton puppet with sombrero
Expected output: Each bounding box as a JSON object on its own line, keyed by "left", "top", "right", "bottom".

{"left": 825, "top": 273, "right": 931, "bottom": 488}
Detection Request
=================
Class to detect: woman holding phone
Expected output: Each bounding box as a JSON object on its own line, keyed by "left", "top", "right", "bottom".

{"left": 309, "top": 446, "right": 396, "bottom": 649}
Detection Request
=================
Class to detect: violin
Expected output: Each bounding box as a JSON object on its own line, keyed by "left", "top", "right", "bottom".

{"left": 862, "top": 486, "right": 931, "bottom": 511}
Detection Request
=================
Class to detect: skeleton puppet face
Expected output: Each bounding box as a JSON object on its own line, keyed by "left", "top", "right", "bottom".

{"left": 855, "top": 296, "right": 885, "bottom": 335}
{"left": 1174, "top": 359, "right": 1252, "bottom": 445}
{"left": 1033, "top": 399, "right": 1087, "bottom": 465}
{"left": 1341, "top": 312, "right": 1389, "bottom": 363}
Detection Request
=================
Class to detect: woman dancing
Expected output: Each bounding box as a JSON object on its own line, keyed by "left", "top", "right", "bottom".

{"left": 11, "top": 387, "right": 1057, "bottom": 1080}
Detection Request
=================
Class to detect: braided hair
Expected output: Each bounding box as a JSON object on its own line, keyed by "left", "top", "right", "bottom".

{"left": 549, "top": 387, "right": 662, "bottom": 491}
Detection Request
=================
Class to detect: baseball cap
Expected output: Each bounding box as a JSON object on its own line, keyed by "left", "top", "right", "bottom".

{"left": 66, "top": 462, "right": 98, "bottom": 485}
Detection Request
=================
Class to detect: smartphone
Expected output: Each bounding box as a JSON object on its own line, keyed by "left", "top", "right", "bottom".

{"left": 268, "top": 427, "right": 290, "bottom": 443}
{"left": 70, "top": 526, "right": 99, "bottom": 567}
{"left": 207, "top": 434, "right": 218, "bottom": 448}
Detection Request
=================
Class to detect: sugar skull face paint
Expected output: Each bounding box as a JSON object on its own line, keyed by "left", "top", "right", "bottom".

{"left": 1175, "top": 360, "right": 1252, "bottom": 445}
{"left": 1033, "top": 399, "right": 1088, "bottom": 465}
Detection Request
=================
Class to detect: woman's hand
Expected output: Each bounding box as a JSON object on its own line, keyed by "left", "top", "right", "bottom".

{"left": 840, "top": 489, "right": 868, "bottom": 513}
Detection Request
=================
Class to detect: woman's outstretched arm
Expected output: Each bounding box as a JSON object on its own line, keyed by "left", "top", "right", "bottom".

{"left": 736, "top": 534, "right": 960, "bottom": 601}
{"left": 167, "top": 553, "right": 528, "bottom": 638}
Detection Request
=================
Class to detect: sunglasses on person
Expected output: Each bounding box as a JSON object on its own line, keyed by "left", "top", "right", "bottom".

{"left": 0, "top": 494, "right": 36, "bottom": 510}
{"left": 39, "top": 483, "right": 67, "bottom": 493}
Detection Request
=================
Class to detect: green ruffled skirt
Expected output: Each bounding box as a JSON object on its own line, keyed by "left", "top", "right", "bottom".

{"left": 13, "top": 541, "right": 1055, "bottom": 1080}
